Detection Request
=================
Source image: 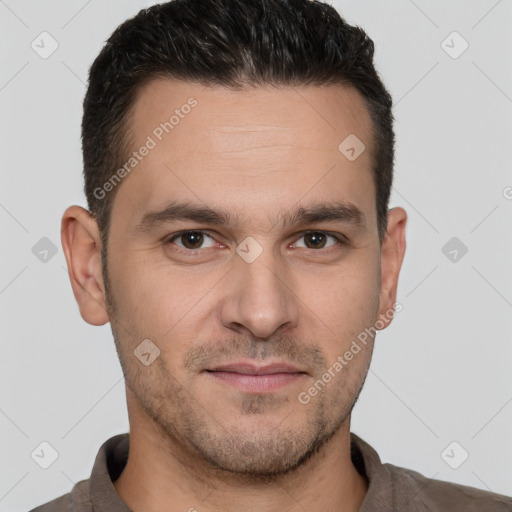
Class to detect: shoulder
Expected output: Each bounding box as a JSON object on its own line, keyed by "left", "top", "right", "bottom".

{"left": 27, "top": 479, "right": 91, "bottom": 512}
{"left": 351, "top": 433, "right": 511, "bottom": 511}
{"left": 386, "top": 462, "right": 512, "bottom": 511}
{"left": 28, "top": 492, "right": 73, "bottom": 512}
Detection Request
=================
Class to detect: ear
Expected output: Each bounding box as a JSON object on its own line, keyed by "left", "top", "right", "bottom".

{"left": 377, "top": 207, "right": 407, "bottom": 329}
{"left": 61, "top": 205, "right": 109, "bottom": 326}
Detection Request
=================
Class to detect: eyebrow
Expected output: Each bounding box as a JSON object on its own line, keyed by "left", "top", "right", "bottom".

{"left": 135, "top": 200, "right": 366, "bottom": 234}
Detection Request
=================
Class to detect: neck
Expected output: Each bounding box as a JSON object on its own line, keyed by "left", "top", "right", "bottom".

{"left": 113, "top": 394, "right": 368, "bottom": 512}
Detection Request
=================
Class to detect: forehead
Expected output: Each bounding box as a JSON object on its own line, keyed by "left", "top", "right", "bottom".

{"left": 111, "top": 78, "right": 376, "bottom": 228}
{"left": 130, "top": 78, "right": 373, "bottom": 149}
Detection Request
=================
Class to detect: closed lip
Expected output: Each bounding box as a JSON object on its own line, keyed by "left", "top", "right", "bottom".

{"left": 205, "top": 361, "right": 307, "bottom": 376}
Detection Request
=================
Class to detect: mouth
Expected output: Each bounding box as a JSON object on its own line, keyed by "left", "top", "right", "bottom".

{"left": 204, "top": 361, "right": 308, "bottom": 393}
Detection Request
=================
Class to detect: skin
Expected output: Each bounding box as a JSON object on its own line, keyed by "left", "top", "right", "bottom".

{"left": 61, "top": 78, "right": 407, "bottom": 512}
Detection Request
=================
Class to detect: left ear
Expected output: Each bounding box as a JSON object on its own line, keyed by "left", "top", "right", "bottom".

{"left": 377, "top": 207, "right": 407, "bottom": 329}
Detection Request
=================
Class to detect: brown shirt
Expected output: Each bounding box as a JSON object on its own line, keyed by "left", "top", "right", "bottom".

{"left": 29, "top": 432, "right": 512, "bottom": 511}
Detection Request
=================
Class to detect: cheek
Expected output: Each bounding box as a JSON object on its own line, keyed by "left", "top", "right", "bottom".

{"left": 302, "top": 254, "right": 381, "bottom": 358}
{"left": 108, "top": 248, "right": 219, "bottom": 352}
{"left": 314, "top": 254, "right": 380, "bottom": 315}
{"left": 106, "top": 246, "right": 175, "bottom": 334}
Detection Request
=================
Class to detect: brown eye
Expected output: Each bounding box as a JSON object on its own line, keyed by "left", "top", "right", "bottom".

{"left": 294, "top": 231, "right": 342, "bottom": 250}
{"left": 167, "top": 231, "right": 216, "bottom": 251}
{"left": 303, "top": 232, "right": 327, "bottom": 249}
{"left": 180, "top": 232, "right": 204, "bottom": 249}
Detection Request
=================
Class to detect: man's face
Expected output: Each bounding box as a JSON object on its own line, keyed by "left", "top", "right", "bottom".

{"left": 103, "top": 79, "right": 388, "bottom": 476}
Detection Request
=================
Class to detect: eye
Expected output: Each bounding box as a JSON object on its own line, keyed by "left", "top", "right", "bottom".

{"left": 292, "top": 231, "right": 345, "bottom": 250}
{"left": 166, "top": 230, "right": 218, "bottom": 251}
{"left": 165, "top": 229, "right": 346, "bottom": 255}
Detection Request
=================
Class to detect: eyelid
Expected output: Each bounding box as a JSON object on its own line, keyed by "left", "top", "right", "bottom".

{"left": 165, "top": 229, "right": 348, "bottom": 253}
{"left": 297, "top": 229, "right": 349, "bottom": 245}
{"left": 165, "top": 230, "right": 219, "bottom": 250}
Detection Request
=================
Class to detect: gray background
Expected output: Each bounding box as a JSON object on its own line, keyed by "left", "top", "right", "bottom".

{"left": 1, "top": 0, "right": 511, "bottom": 510}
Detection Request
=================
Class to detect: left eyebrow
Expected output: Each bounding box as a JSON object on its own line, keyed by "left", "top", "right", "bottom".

{"left": 135, "top": 199, "right": 366, "bottom": 234}
{"left": 278, "top": 202, "right": 366, "bottom": 229}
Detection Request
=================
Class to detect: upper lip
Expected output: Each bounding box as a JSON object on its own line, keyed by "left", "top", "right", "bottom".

{"left": 206, "top": 361, "right": 306, "bottom": 376}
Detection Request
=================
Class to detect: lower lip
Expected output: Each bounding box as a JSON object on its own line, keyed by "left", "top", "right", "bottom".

{"left": 206, "top": 371, "right": 306, "bottom": 393}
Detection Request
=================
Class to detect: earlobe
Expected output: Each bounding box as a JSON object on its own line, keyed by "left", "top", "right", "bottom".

{"left": 61, "top": 205, "right": 109, "bottom": 326}
{"left": 377, "top": 207, "right": 407, "bottom": 330}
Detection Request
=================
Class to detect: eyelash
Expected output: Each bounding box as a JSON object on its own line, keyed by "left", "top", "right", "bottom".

{"left": 165, "top": 230, "right": 347, "bottom": 254}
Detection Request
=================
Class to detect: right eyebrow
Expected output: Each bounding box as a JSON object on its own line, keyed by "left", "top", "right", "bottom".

{"left": 135, "top": 201, "right": 238, "bottom": 234}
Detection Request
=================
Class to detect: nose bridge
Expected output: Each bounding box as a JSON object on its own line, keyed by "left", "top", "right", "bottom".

{"left": 220, "top": 240, "right": 299, "bottom": 338}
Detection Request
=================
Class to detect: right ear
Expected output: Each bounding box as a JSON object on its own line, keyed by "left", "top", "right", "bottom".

{"left": 61, "top": 205, "right": 109, "bottom": 326}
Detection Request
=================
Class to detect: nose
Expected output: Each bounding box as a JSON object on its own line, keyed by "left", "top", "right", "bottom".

{"left": 219, "top": 246, "right": 300, "bottom": 339}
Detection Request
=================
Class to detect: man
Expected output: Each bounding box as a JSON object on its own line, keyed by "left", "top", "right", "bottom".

{"left": 31, "top": 0, "right": 512, "bottom": 510}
